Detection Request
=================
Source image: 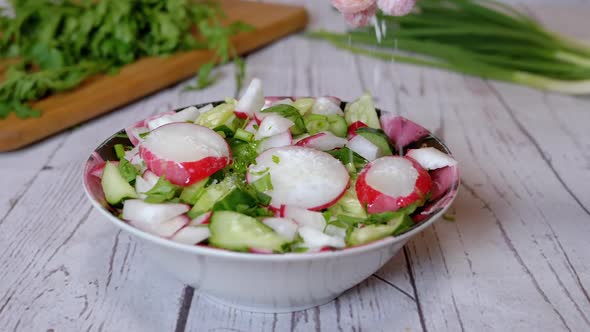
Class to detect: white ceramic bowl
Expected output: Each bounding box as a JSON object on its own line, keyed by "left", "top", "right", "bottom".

{"left": 83, "top": 101, "right": 460, "bottom": 313}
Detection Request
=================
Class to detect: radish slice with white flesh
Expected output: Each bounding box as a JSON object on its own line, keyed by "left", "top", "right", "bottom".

{"left": 257, "top": 131, "right": 292, "bottom": 153}
{"left": 311, "top": 97, "right": 344, "bottom": 116}
{"left": 135, "top": 171, "right": 159, "bottom": 199}
{"left": 262, "top": 217, "right": 298, "bottom": 241}
{"left": 356, "top": 156, "right": 432, "bottom": 213}
{"left": 282, "top": 206, "right": 326, "bottom": 231}
{"left": 189, "top": 211, "right": 212, "bottom": 225}
{"left": 89, "top": 162, "right": 109, "bottom": 178}
{"left": 130, "top": 214, "right": 189, "bottom": 238}
{"left": 244, "top": 119, "right": 258, "bottom": 134}
{"left": 235, "top": 78, "right": 264, "bottom": 119}
{"left": 125, "top": 111, "right": 175, "bottom": 146}
{"left": 247, "top": 146, "right": 349, "bottom": 210}
{"left": 122, "top": 199, "right": 189, "bottom": 224}
{"left": 346, "top": 134, "right": 380, "bottom": 161}
{"left": 146, "top": 106, "right": 201, "bottom": 130}
{"left": 254, "top": 114, "right": 294, "bottom": 140}
{"left": 295, "top": 131, "right": 347, "bottom": 151}
{"left": 298, "top": 226, "right": 345, "bottom": 249}
{"left": 262, "top": 97, "right": 293, "bottom": 110}
{"left": 406, "top": 147, "right": 457, "bottom": 170}
{"left": 171, "top": 226, "right": 210, "bottom": 245}
{"left": 139, "top": 122, "right": 231, "bottom": 186}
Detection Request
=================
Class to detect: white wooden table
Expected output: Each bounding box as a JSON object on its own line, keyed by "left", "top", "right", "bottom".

{"left": 2, "top": 1, "right": 590, "bottom": 331}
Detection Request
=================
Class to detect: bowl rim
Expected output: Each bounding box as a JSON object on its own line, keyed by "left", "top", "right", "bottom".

{"left": 83, "top": 99, "right": 460, "bottom": 262}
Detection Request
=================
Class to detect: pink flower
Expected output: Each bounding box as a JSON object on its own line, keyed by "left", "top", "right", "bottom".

{"left": 342, "top": 3, "right": 377, "bottom": 27}
{"left": 377, "top": 0, "right": 416, "bottom": 16}
{"left": 331, "top": 0, "right": 376, "bottom": 14}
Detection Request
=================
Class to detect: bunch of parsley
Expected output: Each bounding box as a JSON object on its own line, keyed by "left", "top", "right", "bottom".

{"left": 0, "top": 0, "right": 249, "bottom": 119}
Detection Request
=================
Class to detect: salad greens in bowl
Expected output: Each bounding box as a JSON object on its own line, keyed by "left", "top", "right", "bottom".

{"left": 83, "top": 79, "right": 459, "bottom": 312}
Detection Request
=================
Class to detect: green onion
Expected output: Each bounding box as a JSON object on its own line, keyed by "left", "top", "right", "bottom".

{"left": 234, "top": 128, "right": 254, "bottom": 142}
{"left": 308, "top": 0, "right": 590, "bottom": 95}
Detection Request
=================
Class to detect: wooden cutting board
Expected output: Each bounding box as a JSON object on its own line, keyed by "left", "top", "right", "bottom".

{"left": 0, "top": 0, "right": 308, "bottom": 152}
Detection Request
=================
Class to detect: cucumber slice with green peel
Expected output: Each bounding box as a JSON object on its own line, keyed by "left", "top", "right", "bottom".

{"left": 346, "top": 224, "right": 396, "bottom": 246}
{"left": 188, "top": 176, "right": 236, "bottom": 217}
{"left": 101, "top": 161, "right": 138, "bottom": 205}
{"left": 346, "top": 214, "right": 413, "bottom": 246}
{"left": 326, "top": 114, "right": 348, "bottom": 138}
{"left": 208, "top": 211, "right": 290, "bottom": 252}
{"left": 355, "top": 127, "right": 394, "bottom": 156}
{"left": 293, "top": 98, "right": 315, "bottom": 115}
{"left": 304, "top": 114, "right": 331, "bottom": 135}
{"left": 179, "top": 178, "right": 208, "bottom": 204}
{"left": 195, "top": 101, "right": 236, "bottom": 129}
{"left": 344, "top": 93, "right": 381, "bottom": 129}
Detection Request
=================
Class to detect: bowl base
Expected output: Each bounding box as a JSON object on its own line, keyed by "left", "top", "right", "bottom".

{"left": 201, "top": 292, "right": 340, "bottom": 313}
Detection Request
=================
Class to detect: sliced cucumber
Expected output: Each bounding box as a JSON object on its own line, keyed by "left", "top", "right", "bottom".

{"left": 101, "top": 161, "right": 138, "bottom": 205}
{"left": 195, "top": 100, "right": 236, "bottom": 129}
{"left": 188, "top": 176, "right": 236, "bottom": 217}
{"left": 208, "top": 211, "right": 289, "bottom": 251}
{"left": 293, "top": 98, "right": 315, "bottom": 115}
{"left": 304, "top": 114, "right": 330, "bottom": 135}
{"left": 328, "top": 186, "right": 367, "bottom": 219}
{"left": 346, "top": 214, "right": 413, "bottom": 246}
{"left": 179, "top": 178, "right": 208, "bottom": 204}
{"left": 355, "top": 127, "right": 393, "bottom": 156}
{"left": 344, "top": 93, "right": 381, "bottom": 129}
{"left": 326, "top": 114, "right": 347, "bottom": 138}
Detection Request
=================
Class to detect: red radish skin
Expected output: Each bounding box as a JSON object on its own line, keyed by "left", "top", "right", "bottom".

{"left": 380, "top": 114, "right": 429, "bottom": 152}
{"left": 83, "top": 152, "right": 108, "bottom": 206}
{"left": 139, "top": 123, "right": 231, "bottom": 186}
{"left": 356, "top": 156, "right": 432, "bottom": 213}
{"left": 234, "top": 111, "right": 249, "bottom": 120}
{"left": 429, "top": 165, "right": 459, "bottom": 201}
{"left": 249, "top": 248, "right": 274, "bottom": 254}
{"left": 89, "top": 162, "right": 108, "bottom": 178}
{"left": 347, "top": 121, "right": 368, "bottom": 139}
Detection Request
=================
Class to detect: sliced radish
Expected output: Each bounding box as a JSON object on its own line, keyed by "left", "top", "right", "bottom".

{"left": 406, "top": 147, "right": 458, "bottom": 170}
{"left": 147, "top": 106, "right": 201, "bottom": 130}
{"left": 235, "top": 78, "right": 264, "bottom": 119}
{"left": 122, "top": 199, "right": 189, "bottom": 224}
{"left": 247, "top": 146, "right": 349, "bottom": 210}
{"left": 282, "top": 206, "right": 326, "bottom": 231}
{"left": 262, "top": 217, "right": 298, "bottom": 241}
{"left": 131, "top": 214, "right": 189, "bottom": 238}
{"left": 257, "top": 131, "right": 292, "bottom": 153}
{"left": 89, "top": 162, "right": 108, "bottom": 178}
{"left": 125, "top": 111, "right": 175, "bottom": 146}
{"left": 143, "top": 170, "right": 160, "bottom": 184}
{"left": 135, "top": 171, "right": 158, "bottom": 199}
{"left": 430, "top": 165, "right": 459, "bottom": 201}
{"left": 346, "top": 135, "right": 380, "bottom": 161}
{"left": 347, "top": 121, "right": 368, "bottom": 139}
{"left": 262, "top": 97, "right": 293, "bottom": 110}
{"left": 244, "top": 119, "right": 258, "bottom": 134}
{"left": 171, "top": 226, "right": 210, "bottom": 245}
{"left": 325, "top": 96, "right": 342, "bottom": 105}
{"left": 139, "top": 122, "right": 231, "bottom": 186}
{"left": 295, "top": 131, "right": 347, "bottom": 151}
{"left": 298, "top": 226, "right": 345, "bottom": 249}
{"left": 189, "top": 211, "right": 213, "bottom": 225}
{"left": 356, "top": 156, "right": 432, "bottom": 213}
{"left": 292, "top": 134, "right": 310, "bottom": 144}
{"left": 254, "top": 114, "right": 294, "bottom": 140}
{"left": 124, "top": 146, "right": 139, "bottom": 162}
{"left": 311, "top": 97, "right": 344, "bottom": 116}
{"left": 380, "top": 114, "right": 429, "bottom": 152}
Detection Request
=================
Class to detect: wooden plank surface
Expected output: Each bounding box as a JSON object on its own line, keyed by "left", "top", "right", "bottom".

{"left": 1, "top": 1, "right": 590, "bottom": 331}
{"left": 0, "top": 0, "right": 308, "bottom": 152}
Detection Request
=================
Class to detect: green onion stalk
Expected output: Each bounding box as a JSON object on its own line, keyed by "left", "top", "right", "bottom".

{"left": 309, "top": 0, "right": 590, "bottom": 95}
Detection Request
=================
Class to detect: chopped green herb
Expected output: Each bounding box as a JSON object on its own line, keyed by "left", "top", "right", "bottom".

{"left": 272, "top": 155, "right": 280, "bottom": 164}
